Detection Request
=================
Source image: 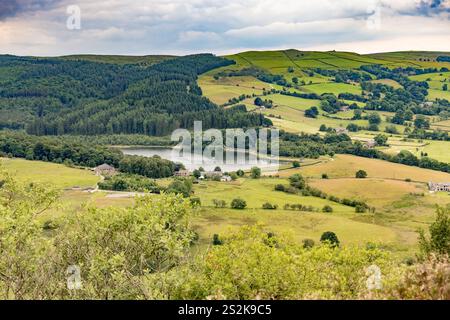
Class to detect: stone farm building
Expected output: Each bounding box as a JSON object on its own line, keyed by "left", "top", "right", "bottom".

{"left": 94, "top": 163, "right": 117, "bottom": 176}
{"left": 428, "top": 182, "right": 450, "bottom": 192}
{"left": 204, "top": 171, "right": 223, "bottom": 178}
{"left": 174, "top": 170, "right": 190, "bottom": 177}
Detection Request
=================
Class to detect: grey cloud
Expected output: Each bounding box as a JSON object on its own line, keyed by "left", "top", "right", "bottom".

{"left": 0, "top": 0, "right": 62, "bottom": 20}
{"left": 407, "top": 0, "right": 450, "bottom": 16}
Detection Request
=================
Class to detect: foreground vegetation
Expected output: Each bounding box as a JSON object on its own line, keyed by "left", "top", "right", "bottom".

{"left": 0, "top": 165, "right": 448, "bottom": 299}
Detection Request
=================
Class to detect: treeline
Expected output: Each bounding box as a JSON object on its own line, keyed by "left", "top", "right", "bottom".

{"left": 0, "top": 131, "right": 122, "bottom": 167}
{"left": 407, "top": 129, "right": 449, "bottom": 141}
{"left": 98, "top": 174, "right": 161, "bottom": 193}
{"left": 215, "top": 66, "right": 290, "bottom": 87}
{"left": 437, "top": 56, "right": 450, "bottom": 62}
{"left": 313, "top": 68, "right": 372, "bottom": 83}
{"left": 0, "top": 131, "right": 177, "bottom": 178}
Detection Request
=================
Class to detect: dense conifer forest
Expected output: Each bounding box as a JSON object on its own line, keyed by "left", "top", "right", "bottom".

{"left": 0, "top": 54, "right": 266, "bottom": 135}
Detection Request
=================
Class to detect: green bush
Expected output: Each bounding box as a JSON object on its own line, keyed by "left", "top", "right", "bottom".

{"left": 231, "top": 198, "right": 247, "bottom": 209}
{"left": 355, "top": 170, "right": 367, "bottom": 178}
{"left": 212, "top": 199, "right": 227, "bottom": 208}
{"left": 320, "top": 231, "right": 340, "bottom": 247}
{"left": 302, "top": 239, "right": 315, "bottom": 249}
{"left": 212, "top": 234, "right": 223, "bottom": 246}
{"left": 250, "top": 167, "right": 261, "bottom": 179}
{"left": 262, "top": 202, "right": 278, "bottom": 210}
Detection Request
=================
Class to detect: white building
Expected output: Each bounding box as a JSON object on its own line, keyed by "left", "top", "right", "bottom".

{"left": 428, "top": 182, "right": 450, "bottom": 192}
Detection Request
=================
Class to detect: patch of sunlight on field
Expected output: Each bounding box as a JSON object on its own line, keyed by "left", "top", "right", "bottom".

{"left": 198, "top": 76, "right": 266, "bottom": 105}
{"left": 428, "top": 88, "right": 450, "bottom": 101}
{"left": 300, "top": 82, "right": 362, "bottom": 95}
{"left": 432, "top": 119, "right": 450, "bottom": 132}
{"left": 265, "top": 94, "right": 320, "bottom": 110}
{"left": 309, "top": 178, "right": 424, "bottom": 207}
{"left": 193, "top": 178, "right": 353, "bottom": 213}
{"left": 1, "top": 157, "right": 99, "bottom": 189}
{"left": 278, "top": 154, "right": 450, "bottom": 182}
{"left": 266, "top": 115, "right": 318, "bottom": 134}
{"left": 192, "top": 207, "right": 397, "bottom": 247}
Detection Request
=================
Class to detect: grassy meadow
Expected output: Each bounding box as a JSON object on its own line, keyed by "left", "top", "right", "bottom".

{"left": 3, "top": 155, "right": 448, "bottom": 260}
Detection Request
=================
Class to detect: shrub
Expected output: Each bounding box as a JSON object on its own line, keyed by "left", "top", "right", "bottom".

{"left": 274, "top": 184, "right": 286, "bottom": 192}
{"left": 419, "top": 205, "right": 450, "bottom": 256}
{"left": 383, "top": 254, "right": 450, "bottom": 300}
{"left": 322, "top": 205, "right": 333, "bottom": 213}
{"left": 320, "top": 231, "right": 340, "bottom": 247}
{"left": 292, "top": 161, "right": 300, "bottom": 168}
{"left": 321, "top": 173, "right": 329, "bottom": 179}
{"left": 42, "top": 220, "right": 58, "bottom": 231}
{"left": 262, "top": 202, "right": 278, "bottom": 210}
{"left": 189, "top": 197, "right": 201, "bottom": 207}
{"left": 285, "top": 186, "right": 298, "bottom": 194}
{"left": 374, "top": 134, "right": 388, "bottom": 146}
{"left": 302, "top": 239, "right": 315, "bottom": 249}
{"left": 236, "top": 169, "right": 245, "bottom": 177}
{"left": 231, "top": 198, "right": 247, "bottom": 209}
{"left": 250, "top": 167, "right": 261, "bottom": 179}
{"left": 289, "top": 173, "right": 306, "bottom": 189}
{"left": 212, "top": 234, "right": 223, "bottom": 246}
{"left": 355, "top": 170, "right": 367, "bottom": 178}
{"left": 212, "top": 199, "right": 227, "bottom": 208}
{"left": 355, "top": 205, "right": 367, "bottom": 213}
{"left": 385, "top": 125, "right": 399, "bottom": 134}
{"left": 167, "top": 178, "right": 193, "bottom": 197}
{"left": 193, "top": 169, "right": 201, "bottom": 179}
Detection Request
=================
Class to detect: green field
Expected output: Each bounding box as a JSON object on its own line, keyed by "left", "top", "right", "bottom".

{"left": 300, "top": 82, "right": 362, "bottom": 95}
{"left": 0, "top": 157, "right": 99, "bottom": 189}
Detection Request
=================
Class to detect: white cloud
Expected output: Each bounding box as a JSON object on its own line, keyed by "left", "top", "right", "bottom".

{"left": 0, "top": 0, "right": 448, "bottom": 56}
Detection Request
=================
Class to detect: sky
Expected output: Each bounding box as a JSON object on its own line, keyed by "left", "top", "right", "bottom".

{"left": 0, "top": 0, "right": 449, "bottom": 56}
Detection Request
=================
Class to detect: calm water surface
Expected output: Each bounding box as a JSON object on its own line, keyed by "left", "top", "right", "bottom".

{"left": 120, "top": 147, "right": 282, "bottom": 172}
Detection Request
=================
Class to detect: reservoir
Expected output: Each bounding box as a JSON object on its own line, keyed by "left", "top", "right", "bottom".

{"left": 120, "top": 147, "right": 282, "bottom": 172}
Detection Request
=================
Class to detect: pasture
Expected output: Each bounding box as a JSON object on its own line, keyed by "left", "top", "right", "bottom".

{"left": 0, "top": 157, "right": 99, "bottom": 189}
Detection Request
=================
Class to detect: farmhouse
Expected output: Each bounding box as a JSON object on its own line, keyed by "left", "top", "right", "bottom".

{"left": 174, "top": 170, "right": 190, "bottom": 177}
{"left": 428, "top": 182, "right": 450, "bottom": 192}
{"left": 94, "top": 163, "right": 117, "bottom": 176}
